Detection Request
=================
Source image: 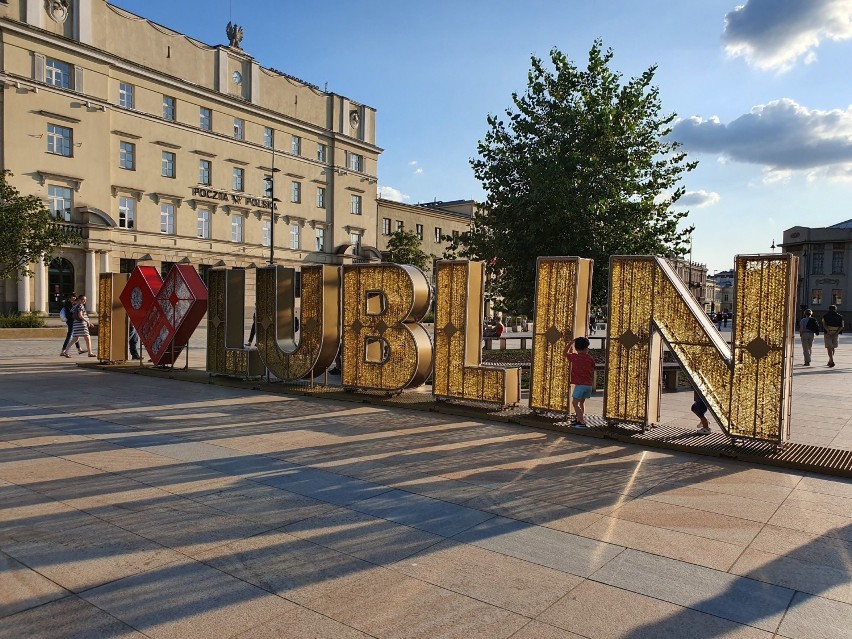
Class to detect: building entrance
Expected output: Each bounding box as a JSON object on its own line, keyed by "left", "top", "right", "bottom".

{"left": 48, "top": 258, "right": 74, "bottom": 313}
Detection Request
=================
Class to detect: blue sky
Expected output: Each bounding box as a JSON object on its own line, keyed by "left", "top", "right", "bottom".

{"left": 111, "top": 0, "right": 852, "bottom": 272}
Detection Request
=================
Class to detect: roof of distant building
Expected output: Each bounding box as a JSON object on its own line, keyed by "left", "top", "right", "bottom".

{"left": 829, "top": 219, "right": 852, "bottom": 229}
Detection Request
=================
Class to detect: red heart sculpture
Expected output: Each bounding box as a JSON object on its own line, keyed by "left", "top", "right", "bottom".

{"left": 119, "top": 264, "right": 208, "bottom": 365}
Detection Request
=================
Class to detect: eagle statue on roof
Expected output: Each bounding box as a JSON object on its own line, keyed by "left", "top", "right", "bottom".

{"left": 226, "top": 21, "right": 244, "bottom": 49}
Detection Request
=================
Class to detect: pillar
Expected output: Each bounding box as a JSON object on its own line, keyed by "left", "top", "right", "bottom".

{"left": 34, "top": 258, "right": 48, "bottom": 314}
{"left": 85, "top": 250, "right": 97, "bottom": 313}
{"left": 17, "top": 272, "right": 32, "bottom": 313}
{"left": 99, "top": 251, "right": 111, "bottom": 274}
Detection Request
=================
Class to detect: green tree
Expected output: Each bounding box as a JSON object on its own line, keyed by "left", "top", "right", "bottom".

{"left": 385, "top": 229, "right": 433, "bottom": 273}
{"left": 469, "top": 41, "right": 697, "bottom": 314}
{"left": 0, "top": 171, "right": 80, "bottom": 281}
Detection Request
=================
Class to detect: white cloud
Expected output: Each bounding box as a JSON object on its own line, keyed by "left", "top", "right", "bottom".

{"left": 678, "top": 190, "right": 721, "bottom": 208}
{"left": 672, "top": 99, "right": 852, "bottom": 180}
{"left": 723, "top": 0, "right": 852, "bottom": 72}
{"left": 414, "top": 168, "right": 423, "bottom": 175}
{"left": 377, "top": 185, "right": 410, "bottom": 202}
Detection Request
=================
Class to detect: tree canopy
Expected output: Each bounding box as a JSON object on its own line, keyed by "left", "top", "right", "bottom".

{"left": 0, "top": 171, "right": 80, "bottom": 281}
{"left": 468, "top": 41, "right": 697, "bottom": 313}
{"left": 384, "top": 229, "right": 433, "bottom": 273}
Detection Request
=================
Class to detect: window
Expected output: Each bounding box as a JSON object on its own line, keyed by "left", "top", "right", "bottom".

{"left": 47, "top": 124, "right": 72, "bottom": 157}
{"left": 316, "top": 187, "right": 325, "bottom": 208}
{"left": 161, "top": 151, "right": 176, "bottom": 178}
{"left": 317, "top": 143, "right": 327, "bottom": 162}
{"left": 45, "top": 59, "right": 71, "bottom": 89}
{"left": 200, "top": 107, "right": 212, "bottom": 131}
{"left": 315, "top": 227, "right": 325, "bottom": 251}
{"left": 119, "top": 258, "right": 136, "bottom": 273}
{"left": 263, "top": 174, "right": 273, "bottom": 198}
{"left": 290, "top": 223, "right": 301, "bottom": 250}
{"left": 160, "top": 261, "right": 176, "bottom": 279}
{"left": 119, "top": 82, "right": 134, "bottom": 109}
{"left": 350, "top": 231, "right": 362, "bottom": 251}
{"left": 118, "top": 197, "right": 135, "bottom": 229}
{"left": 347, "top": 152, "right": 363, "bottom": 171}
{"left": 262, "top": 219, "right": 271, "bottom": 247}
{"left": 162, "top": 95, "right": 176, "bottom": 121}
{"left": 160, "top": 203, "right": 175, "bottom": 234}
{"left": 291, "top": 135, "right": 301, "bottom": 155}
{"left": 197, "top": 209, "right": 210, "bottom": 239}
{"left": 233, "top": 118, "right": 244, "bottom": 140}
{"left": 48, "top": 185, "right": 72, "bottom": 221}
{"left": 232, "top": 167, "right": 244, "bottom": 191}
{"left": 291, "top": 181, "right": 301, "bottom": 203}
{"left": 812, "top": 252, "right": 824, "bottom": 274}
{"left": 396, "top": 220, "right": 404, "bottom": 232}
{"left": 832, "top": 251, "right": 844, "bottom": 274}
{"left": 199, "top": 159, "right": 211, "bottom": 185}
{"left": 264, "top": 127, "right": 274, "bottom": 148}
{"left": 812, "top": 289, "right": 822, "bottom": 305}
{"left": 119, "top": 141, "right": 135, "bottom": 169}
{"left": 382, "top": 218, "right": 391, "bottom": 235}
{"left": 231, "top": 215, "right": 243, "bottom": 242}
{"left": 833, "top": 289, "right": 843, "bottom": 306}
{"left": 350, "top": 194, "right": 362, "bottom": 215}
{"left": 434, "top": 227, "right": 442, "bottom": 242}
{"left": 416, "top": 224, "right": 423, "bottom": 240}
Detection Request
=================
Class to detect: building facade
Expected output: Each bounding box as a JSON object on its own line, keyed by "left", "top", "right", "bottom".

{"left": 375, "top": 198, "right": 475, "bottom": 263}
{"left": 781, "top": 220, "right": 851, "bottom": 325}
{"left": 668, "top": 257, "right": 708, "bottom": 309}
{"left": 1, "top": 0, "right": 381, "bottom": 313}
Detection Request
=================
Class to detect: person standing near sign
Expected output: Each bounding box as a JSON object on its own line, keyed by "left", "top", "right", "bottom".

{"left": 62, "top": 294, "right": 96, "bottom": 358}
{"left": 798, "top": 309, "right": 819, "bottom": 366}
{"left": 822, "top": 305, "right": 844, "bottom": 368}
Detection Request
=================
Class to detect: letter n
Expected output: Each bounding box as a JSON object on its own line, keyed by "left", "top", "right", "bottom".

{"left": 604, "top": 255, "right": 797, "bottom": 443}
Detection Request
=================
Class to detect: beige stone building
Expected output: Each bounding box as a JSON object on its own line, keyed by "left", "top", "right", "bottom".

{"left": 375, "top": 198, "right": 475, "bottom": 264}
{"left": 1, "top": 0, "right": 381, "bottom": 313}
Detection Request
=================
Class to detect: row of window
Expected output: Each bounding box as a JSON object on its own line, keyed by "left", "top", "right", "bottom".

{"left": 811, "top": 289, "right": 843, "bottom": 306}
{"left": 47, "top": 123, "right": 363, "bottom": 213}
{"left": 40, "top": 57, "right": 369, "bottom": 170}
{"left": 810, "top": 251, "right": 844, "bottom": 275}
{"left": 116, "top": 195, "right": 332, "bottom": 250}
{"left": 380, "top": 217, "right": 459, "bottom": 243}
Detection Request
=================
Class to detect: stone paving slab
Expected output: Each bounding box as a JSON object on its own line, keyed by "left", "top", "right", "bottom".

{"left": 2, "top": 347, "right": 852, "bottom": 638}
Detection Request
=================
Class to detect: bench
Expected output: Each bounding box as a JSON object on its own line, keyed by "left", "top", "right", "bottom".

{"left": 483, "top": 337, "right": 532, "bottom": 350}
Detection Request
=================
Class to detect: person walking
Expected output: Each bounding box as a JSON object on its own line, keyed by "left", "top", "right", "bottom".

{"left": 822, "top": 304, "right": 844, "bottom": 368}
{"left": 59, "top": 293, "right": 84, "bottom": 356}
{"left": 798, "top": 309, "right": 820, "bottom": 366}
{"left": 62, "top": 294, "right": 96, "bottom": 358}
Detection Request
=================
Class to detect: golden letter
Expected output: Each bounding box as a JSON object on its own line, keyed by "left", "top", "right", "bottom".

{"left": 256, "top": 265, "right": 341, "bottom": 380}
{"left": 206, "top": 268, "right": 265, "bottom": 378}
{"left": 97, "top": 273, "right": 129, "bottom": 362}
{"left": 433, "top": 260, "right": 520, "bottom": 406}
{"left": 341, "top": 263, "right": 432, "bottom": 391}
{"left": 605, "top": 255, "right": 796, "bottom": 442}
{"left": 530, "top": 257, "right": 593, "bottom": 413}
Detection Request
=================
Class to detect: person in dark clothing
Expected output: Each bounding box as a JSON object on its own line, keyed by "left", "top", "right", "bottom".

{"left": 822, "top": 305, "right": 844, "bottom": 368}
{"left": 59, "top": 293, "right": 84, "bottom": 356}
{"left": 691, "top": 389, "right": 710, "bottom": 434}
{"left": 128, "top": 324, "right": 140, "bottom": 360}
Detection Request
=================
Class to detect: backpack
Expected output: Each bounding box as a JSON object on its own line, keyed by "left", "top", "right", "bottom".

{"left": 59, "top": 306, "right": 69, "bottom": 322}
{"left": 806, "top": 317, "right": 820, "bottom": 334}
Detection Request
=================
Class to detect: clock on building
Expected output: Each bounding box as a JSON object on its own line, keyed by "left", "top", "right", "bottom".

{"left": 232, "top": 71, "right": 242, "bottom": 85}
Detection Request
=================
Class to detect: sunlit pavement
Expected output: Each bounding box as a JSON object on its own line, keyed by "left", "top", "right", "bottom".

{"left": 1, "top": 335, "right": 851, "bottom": 638}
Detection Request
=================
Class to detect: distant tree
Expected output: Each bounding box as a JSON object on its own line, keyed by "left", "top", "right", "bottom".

{"left": 385, "top": 229, "right": 433, "bottom": 273}
{"left": 0, "top": 171, "right": 80, "bottom": 281}
{"left": 468, "top": 41, "right": 697, "bottom": 314}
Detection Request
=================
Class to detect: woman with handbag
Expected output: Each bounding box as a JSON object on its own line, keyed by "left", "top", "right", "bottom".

{"left": 61, "top": 294, "right": 96, "bottom": 358}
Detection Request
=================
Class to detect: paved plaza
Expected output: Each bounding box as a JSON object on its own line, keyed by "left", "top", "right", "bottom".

{"left": 1, "top": 335, "right": 851, "bottom": 638}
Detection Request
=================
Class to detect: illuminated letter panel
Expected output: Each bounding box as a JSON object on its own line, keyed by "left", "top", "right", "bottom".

{"left": 97, "top": 273, "right": 129, "bottom": 362}
{"left": 341, "top": 264, "right": 432, "bottom": 391}
{"left": 433, "top": 260, "right": 520, "bottom": 406}
{"left": 530, "top": 257, "right": 593, "bottom": 413}
{"left": 206, "top": 269, "right": 265, "bottom": 377}
{"left": 256, "top": 265, "right": 341, "bottom": 381}
{"left": 605, "top": 255, "right": 796, "bottom": 442}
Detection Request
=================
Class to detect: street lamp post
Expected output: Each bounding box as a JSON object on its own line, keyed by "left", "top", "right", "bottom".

{"left": 267, "top": 143, "right": 281, "bottom": 265}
